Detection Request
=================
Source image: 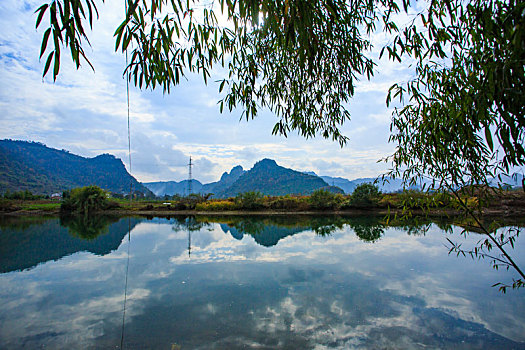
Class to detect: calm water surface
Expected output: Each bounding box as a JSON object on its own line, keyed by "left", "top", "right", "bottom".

{"left": 0, "top": 215, "right": 524, "bottom": 349}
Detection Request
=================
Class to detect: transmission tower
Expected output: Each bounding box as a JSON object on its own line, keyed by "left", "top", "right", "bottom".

{"left": 188, "top": 156, "right": 193, "bottom": 195}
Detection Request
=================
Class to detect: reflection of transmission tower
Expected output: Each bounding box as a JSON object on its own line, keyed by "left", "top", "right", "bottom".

{"left": 188, "top": 230, "right": 191, "bottom": 258}
{"left": 188, "top": 156, "right": 193, "bottom": 195}
{"left": 186, "top": 217, "right": 193, "bottom": 259}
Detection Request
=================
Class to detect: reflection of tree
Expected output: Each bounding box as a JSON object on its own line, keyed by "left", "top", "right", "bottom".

{"left": 171, "top": 216, "right": 211, "bottom": 232}
{"left": 390, "top": 216, "right": 434, "bottom": 236}
{"left": 0, "top": 216, "right": 53, "bottom": 232}
{"left": 60, "top": 215, "right": 119, "bottom": 240}
{"left": 348, "top": 217, "right": 385, "bottom": 242}
{"left": 233, "top": 218, "right": 267, "bottom": 236}
{"left": 308, "top": 216, "right": 347, "bottom": 236}
{"left": 199, "top": 215, "right": 350, "bottom": 238}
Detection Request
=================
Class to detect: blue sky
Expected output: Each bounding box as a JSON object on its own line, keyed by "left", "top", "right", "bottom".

{"left": 0, "top": 0, "right": 414, "bottom": 183}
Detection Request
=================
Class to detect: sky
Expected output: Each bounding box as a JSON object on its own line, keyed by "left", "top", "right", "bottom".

{"left": 0, "top": 0, "right": 415, "bottom": 184}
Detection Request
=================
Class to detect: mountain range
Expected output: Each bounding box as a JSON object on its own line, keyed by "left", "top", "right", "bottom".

{"left": 145, "top": 163, "right": 524, "bottom": 198}
{"left": 145, "top": 160, "right": 421, "bottom": 197}
{"left": 145, "top": 165, "right": 246, "bottom": 197}
{"left": 2, "top": 139, "right": 522, "bottom": 198}
{"left": 146, "top": 159, "right": 340, "bottom": 198}
{"left": 0, "top": 140, "right": 152, "bottom": 195}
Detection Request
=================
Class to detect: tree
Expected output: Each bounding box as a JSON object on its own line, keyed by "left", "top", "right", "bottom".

{"left": 61, "top": 185, "right": 113, "bottom": 215}
{"left": 34, "top": 0, "right": 394, "bottom": 145}
{"left": 308, "top": 189, "right": 340, "bottom": 210}
{"left": 380, "top": 0, "right": 525, "bottom": 291}
{"left": 348, "top": 183, "right": 381, "bottom": 208}
{"left": 235, "top": 191, "right": 264, "bottom": 209}
{"left": 385, "top": 0, "right": 524, "bottom": 184}
{"left": 33, "top": 0, "right": 524, "bottom": 163}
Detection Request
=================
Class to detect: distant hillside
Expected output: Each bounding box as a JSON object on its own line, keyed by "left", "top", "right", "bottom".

{"left": 305, "top": 172, "right": 423, "bottom": 194}
{"left": 333, "top": 176, "right": 421, "bottom": 194}
{"left": 216, "top": 159, "right": 331, "bottom": 197}
{"left": 144, "top": 161, "right": 346, "bottom": 198}
{"left": 145, "top": 180, "right": 204, "bottom": 197}
{"left": 144, "top": 165, "right": 246, "bottom": 197}
{"left": 202, "top": 165, "right": 246, "bottom": 195}
{"left": 0, "top": 140, "right": 152, "bottom": 195}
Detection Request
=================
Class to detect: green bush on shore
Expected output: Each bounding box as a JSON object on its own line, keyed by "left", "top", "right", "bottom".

{"left": 309, "top": 189, "right": 344, "bottom": 209}
{"left": 3, "top": 184, "right": 515, "bottom": 214}
{"left": 195, "top": 200, "right": 236, "bottom": 211}
{"left": 61, "top": 186, "right": 118, "bottom": 215}
{"left": 235, "top": 191, "right": 264, "bottom": 209}
{"left": 345, "top": 183, "right": 381, "bottom": 208}
{"left": 267, "top": 195, "right": 308, "bottom": 210}
{"left": 2, "top": 190, "right": 45, "bottom": 200}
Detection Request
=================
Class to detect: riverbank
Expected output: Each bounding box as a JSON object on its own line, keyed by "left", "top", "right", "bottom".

{"left": 2, "top": 203, "right": 524, "bottom": 218}
{"left": 2, "top": 189, "right": 524, "bottom": 218}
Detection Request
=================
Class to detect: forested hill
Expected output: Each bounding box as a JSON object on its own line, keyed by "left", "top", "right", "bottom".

{"left": 0, "top": 140, "right": 151, "bottom": 195}
{"left": 215, "top": 159, "right": 332, "bottom": 197}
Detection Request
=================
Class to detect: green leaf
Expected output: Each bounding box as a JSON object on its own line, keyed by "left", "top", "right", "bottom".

{"left": 484, "top": 126, "right": 493, "bottom": 152}
{"left": 53, "top": 50, "right": 60, "bottom": 80}
{"left": 35, "top": 4, "right": 48, "bottom": 28}
{"left": 43, "top": 52, "right": 54, "bottom": 77}
{"left": 40, "top": 28, "right": 51, "bottom": 58}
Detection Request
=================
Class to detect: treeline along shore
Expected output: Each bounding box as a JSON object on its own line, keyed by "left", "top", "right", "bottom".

{"left": 1, "top": 185, "right": 524, "bottom": 218}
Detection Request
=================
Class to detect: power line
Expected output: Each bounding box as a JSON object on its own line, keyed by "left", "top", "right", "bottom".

{"left": 121, "top": 1, "right": 132, "bottom": 348}
{"left": 188, "top": 156, "right": 193, "bottom": 195}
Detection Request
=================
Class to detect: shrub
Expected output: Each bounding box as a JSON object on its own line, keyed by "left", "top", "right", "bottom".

{"left": 235, "top": 191, "right": 264, "bottom": 210}
{"left": 2, "top": 190, "right": 43, "bottom": 200}
{"left": 267, "top": 195, "right": 307, "bottom": 210}
{"left": 308, "top": 189, "right": 342, "bottom": 210}
{"left": 195, "top": 200, "right": 236, "bottom": 211}
{"left": 347, "top": 183, "right": 381, "bottom": 208}
{"left": 393, "top": 190, "right": 457, "bottom": 210}
{"left": 179, "top": 193, "right": 208, "bottom": 209}
{"left": 61, "top": 186, "right": 114, "bottom": 215}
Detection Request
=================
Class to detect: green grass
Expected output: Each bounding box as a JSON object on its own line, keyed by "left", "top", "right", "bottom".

{"left": 22, "top": 203, "right": 61, "bottom": 211}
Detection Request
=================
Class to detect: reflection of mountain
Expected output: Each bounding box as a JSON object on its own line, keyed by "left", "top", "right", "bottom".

{"left": 0, "top": 217, "right": 141, "bottom": 273}
{"left": 219, "top": 223, "right": 308, "bottom": 247}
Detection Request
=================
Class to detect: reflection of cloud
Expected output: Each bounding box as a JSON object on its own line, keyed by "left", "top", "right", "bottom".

{"left": 1, "top": 219, "right": 524, "bottom": 349}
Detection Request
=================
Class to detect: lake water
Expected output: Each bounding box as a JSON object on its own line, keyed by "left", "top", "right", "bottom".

{"left": 0, "top": 215, "right": 524, "bottom": 349}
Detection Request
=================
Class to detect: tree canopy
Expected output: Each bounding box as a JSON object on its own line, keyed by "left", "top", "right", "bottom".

{"left": 384, "top": 0, "right": 524, "bottom": 190}
{"left": 34, "top": 0, "right": 524, "bottom": 184}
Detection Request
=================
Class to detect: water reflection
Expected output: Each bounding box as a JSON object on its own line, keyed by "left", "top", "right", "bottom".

{"left": 0, "top": 216, "right": 140, "bottom": 273}
{"left": 199, "top": 215, "right": 440, "bottom": 245}
{"left": 0, "top": 215, "right": 523, "bottom": 349}
{"left": 211, "top": 215, "right": 379, "bottom": 245}
{"left": 60, "top": 215, "right": 119, "bottom": 240}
